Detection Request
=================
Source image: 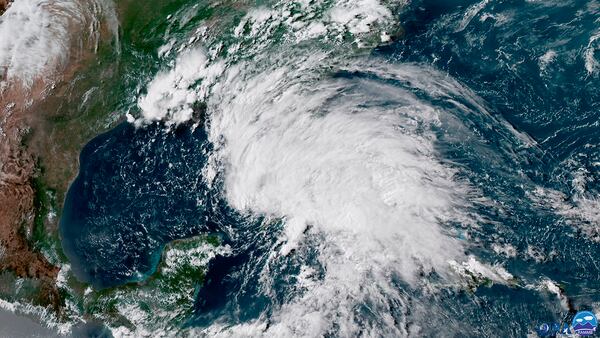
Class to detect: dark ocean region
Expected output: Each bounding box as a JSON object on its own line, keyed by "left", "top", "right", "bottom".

{"left": 59, "top": 122, "right": 216, "bottom": 288}
{"left": 377, "top": 0, "right": 600, "bottom": 333}
{"left": 384, "top": 0, "right": 600, "bottom": 291}
{"left": 58, "top": 0, "right": 600, "bottom": 336}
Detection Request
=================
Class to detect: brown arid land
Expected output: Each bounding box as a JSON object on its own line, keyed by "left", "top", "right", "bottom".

{"left": 0, "top": 79, "right": 63, "bottom": 309}
{"left": 0, "top": 0, "right": 118, "bottom": 311}
{"left": 0, "top": 0, "right": 12, "bottom": 15}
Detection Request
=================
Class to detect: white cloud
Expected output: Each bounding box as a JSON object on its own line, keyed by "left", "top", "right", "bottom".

{"left": 0, "top": 0, "right": 116, "bottom": 88}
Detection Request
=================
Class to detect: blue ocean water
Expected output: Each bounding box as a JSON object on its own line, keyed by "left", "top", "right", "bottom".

{"left": 382, "top": 0, "right": 600, "bottom": 333}
{"left": 388, "top": 0, "right": 600, "bottom": 291}
{"left": 60, "top": 122, "right": 214, "bottom": 288}
{"left": 59, "top": 0, "right": 600, "bottom": 336}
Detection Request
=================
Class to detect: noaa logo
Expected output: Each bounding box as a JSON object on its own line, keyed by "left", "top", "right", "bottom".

{"left": 536, "top": 311, "right": 599, "bottom": 337}
{"left": 572, "top": 311, "right": 598, "bottom": 336}
{"left": 536, "top": 323, "right": 550, "bottom": 336}
{"left": 536, "top": 322, "right": 566, "bottom": 337}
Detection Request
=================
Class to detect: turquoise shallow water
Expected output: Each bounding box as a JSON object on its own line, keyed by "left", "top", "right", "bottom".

{"left": 60, "top": 122, "right": 213, "bottom": 288}
{"left": 59, "top": 0, "right": 600, "bottom": 336}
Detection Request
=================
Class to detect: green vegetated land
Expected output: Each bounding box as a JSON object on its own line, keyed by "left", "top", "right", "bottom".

{"left": 16, "top": 0, "right": 236, "bottom": 326}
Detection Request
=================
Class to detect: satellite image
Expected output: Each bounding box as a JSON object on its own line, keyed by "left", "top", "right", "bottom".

{"left": 0, "top": 0, "right": 599, "bottom": 337}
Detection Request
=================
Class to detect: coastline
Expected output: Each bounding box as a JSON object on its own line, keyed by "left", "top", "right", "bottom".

{"left": 0, "top": 0, "right": 120, "bottom": 311}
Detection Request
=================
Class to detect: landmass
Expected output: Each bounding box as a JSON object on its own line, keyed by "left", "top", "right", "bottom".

{"left": 0, "top": 0, "right": 119, "bottom": 311}
{"left": 0, "top": 0, "right": 12, "bottom": 14}
{"left": 0, "top": 0, "right": 224, "bottom": 328}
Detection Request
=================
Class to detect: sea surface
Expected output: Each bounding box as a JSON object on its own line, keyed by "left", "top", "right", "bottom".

{"left": 58, "top": 0, "right": 600, "bottom": 336}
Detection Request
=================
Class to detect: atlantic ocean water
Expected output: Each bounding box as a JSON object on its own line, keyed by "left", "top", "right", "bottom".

{"left": 58, "top": 0, "right": 600, "bottom": 336}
